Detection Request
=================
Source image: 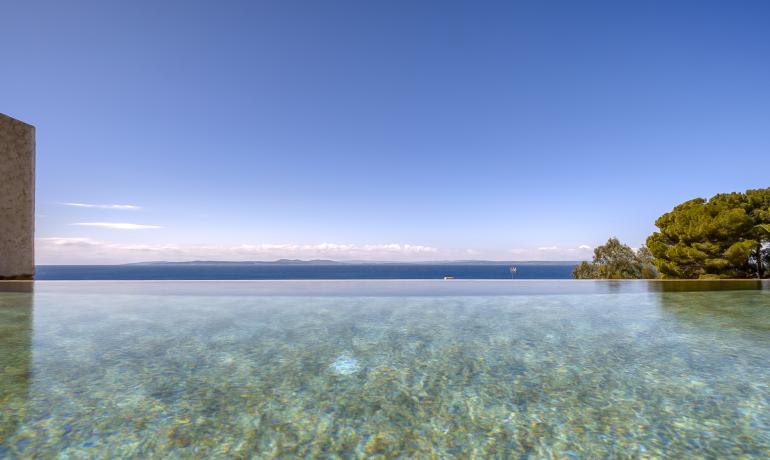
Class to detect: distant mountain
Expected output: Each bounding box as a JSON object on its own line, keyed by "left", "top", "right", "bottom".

{"left": 125, "top": 259, "right": 346, "bottom": 266}
{"left": 404, "top": 260, "right": 580, "bottom": 266}
{"left": 125, "top": 260, "right": 579, "bottom": 266}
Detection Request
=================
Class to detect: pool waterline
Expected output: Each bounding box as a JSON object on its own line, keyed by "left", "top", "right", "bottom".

{"left": 1, "top": 280, "right": 769, "bottom": 457}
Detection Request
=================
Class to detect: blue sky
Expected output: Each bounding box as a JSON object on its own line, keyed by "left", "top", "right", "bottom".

{"left": 3, "top": 0, "right": 769, "bottom": 263}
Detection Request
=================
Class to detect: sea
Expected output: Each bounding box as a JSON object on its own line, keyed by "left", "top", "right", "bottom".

{"left": 35, "top": 263, "right": 577, "bottom": 280}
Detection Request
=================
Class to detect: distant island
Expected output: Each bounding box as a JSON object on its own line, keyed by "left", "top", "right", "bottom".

{"left": 125, "top": 260, "right": 580, "bottom": 266}
{"left": 126, "top": 259, "right": 347, "bottom": 266}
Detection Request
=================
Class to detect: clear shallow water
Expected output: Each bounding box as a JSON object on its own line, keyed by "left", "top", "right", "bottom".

{"left": 1, "top": 280, "right": 769, "bottom": 458}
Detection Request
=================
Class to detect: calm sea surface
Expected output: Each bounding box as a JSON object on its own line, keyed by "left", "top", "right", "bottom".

{"left": 1, "top": 280, "right": 769, "bottom": 457}
{"left": 35, "top": 264, "right": 576, "bottom": 280}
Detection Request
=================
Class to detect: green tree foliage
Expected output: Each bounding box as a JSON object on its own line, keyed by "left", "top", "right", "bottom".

{"left": 572, "top": 238, "right": 657, "bottom": 279}
{"left": 635, "top": 246, "right": 659, "bottom": 279}
{"left": 646, "top": 187, "right": 770, "bottom": 279}
{"left": 572, "top": 261, "right": 598, "bottom": 279}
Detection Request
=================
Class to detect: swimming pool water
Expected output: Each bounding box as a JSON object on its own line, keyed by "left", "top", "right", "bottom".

{"left": 1, "top": 281, "right": 768, "bottom": 458}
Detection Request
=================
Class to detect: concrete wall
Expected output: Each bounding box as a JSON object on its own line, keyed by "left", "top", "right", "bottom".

{"left": 0, "top": 114, "right": 35, "bottom": 280}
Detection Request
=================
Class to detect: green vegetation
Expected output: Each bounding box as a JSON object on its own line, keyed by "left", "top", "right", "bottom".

{"left": 577, "top": 188, "right": 770, "bottom": 280}
{"left": 646, "top": 187, "right": 770, "bottom": 279}
{"left": 572, "top": 238, "right": 657, "bottom": 279}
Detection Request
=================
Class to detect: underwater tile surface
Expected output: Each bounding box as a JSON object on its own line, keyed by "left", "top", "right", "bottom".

{"left": 1, "top": 281, "right": 769, "bottom": 458}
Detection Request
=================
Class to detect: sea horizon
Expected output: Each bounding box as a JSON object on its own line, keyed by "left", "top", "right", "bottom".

{"left": 3, "top": 2, "right": 769, "bottom": 456}
{"left": 43, "top": 259, "right": 582, "bottom": 265}
{"left": 34, "top": 261, "right": 579, "bottom": 280}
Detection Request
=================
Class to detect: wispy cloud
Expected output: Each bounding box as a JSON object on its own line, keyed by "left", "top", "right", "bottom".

{"left": 36, "top": 238, "right": 438, "bottom": 264}
{"left": 537, "top": 244, "right": 593, "bottom": 257}
{"left": 70, "top": 222, "right": 163, "bottom": 230}
{"left": 506, "top": 245, "right": 594, "bottom": 260}
{"left": 539, "top": 245, "right": 593, "bottom": 252}
{"left": 61, "top": 202, "right": 142, "bottom": 210}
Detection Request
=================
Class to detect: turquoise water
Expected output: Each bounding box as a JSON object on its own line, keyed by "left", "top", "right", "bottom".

{"left": 1, "top": 280, "right": 769, "bottom": 458}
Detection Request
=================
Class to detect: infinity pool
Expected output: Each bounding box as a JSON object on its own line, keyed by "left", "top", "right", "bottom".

{"left": 1, "top": 281, "right": 769, "bottom": 458}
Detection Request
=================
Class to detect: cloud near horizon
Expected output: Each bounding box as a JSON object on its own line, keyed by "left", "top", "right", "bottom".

{"left": 536, "top": 245, "right": 593, "bottom": 253}
{"left": 36, "top": 238, "right": 439, "bottom": 264}
{"left": 70, "top": 222, "right": 163, "bottom": 230}
{"left": 509, "top": 245, "right": 593, "bottom": 260}
{"left": 61, "top": 202, "right": 142, "bottom": 210}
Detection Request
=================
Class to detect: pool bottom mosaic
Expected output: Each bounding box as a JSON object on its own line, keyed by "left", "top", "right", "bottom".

{"left": 1, "top": 282, "right": 769, "bottom": 457}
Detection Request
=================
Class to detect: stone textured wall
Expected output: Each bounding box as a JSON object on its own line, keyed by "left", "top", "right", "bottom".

{"left": 0, "top": 114, "right": 35, "bottom": 279}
